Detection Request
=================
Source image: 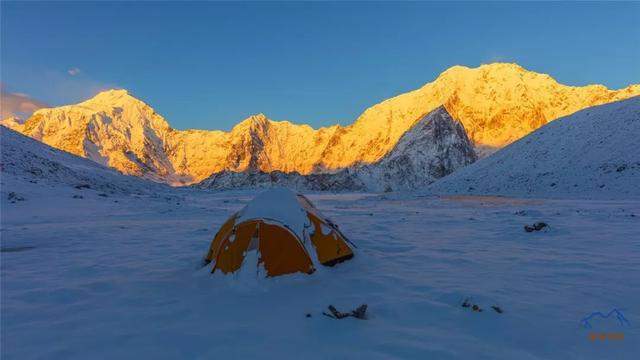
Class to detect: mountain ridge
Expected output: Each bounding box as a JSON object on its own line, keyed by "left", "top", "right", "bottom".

{"left": 197, "top": 106, "right": 478, "bottom": 191}
{"left": 4, "top": 63, "right": 639, "bottom": 185}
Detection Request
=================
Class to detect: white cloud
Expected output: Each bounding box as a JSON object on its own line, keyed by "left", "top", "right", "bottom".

{"left": 67, "top": 67, "right": 81, "bottom": 76}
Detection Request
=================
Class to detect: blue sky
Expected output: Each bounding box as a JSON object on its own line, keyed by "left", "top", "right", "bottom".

{"left": 1, "top": 1, "right": 638, "bottom": 130}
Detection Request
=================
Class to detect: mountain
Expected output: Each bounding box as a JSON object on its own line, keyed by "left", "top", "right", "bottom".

{"left": 353, "top": 106, "right": 477, "bottom": 191}
{"left": 0, "top": 116, "right": 23, "bottom": 130}
{"left": 6, "top": 90, "right": 181, "bottom": 183}
{"left": 4, "top": 63, "right": 639, "bottom": 185}
{"left": 169, "top": 114, "right": 340, "bottom": 183}
{"left": 315, "top": 63, "right": 640, "bottom": 163}
{"left": 195, "top": 169, "right": 365, "bottom": 191}
{"left": 197, "top": 106, "right": 477, "bottom": 191}
{"left": 426, "top": 97, "right": 640, "bottom": 199}
{"left": 0, "top": 126, "right": 166, "bottom": 196}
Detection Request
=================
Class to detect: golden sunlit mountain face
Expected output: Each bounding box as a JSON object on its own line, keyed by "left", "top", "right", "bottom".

{"left": 4, "top": 63, "right": 639, "bottom": 184}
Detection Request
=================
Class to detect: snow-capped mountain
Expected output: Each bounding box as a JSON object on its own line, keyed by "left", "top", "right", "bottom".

{"left": 0, "top": 116, "right": 24, "bottom": 130}
{"left": 4, "top": 63, "right": 639, "bottom": 185}
{"left": 197, "top": 106, "right": 477, "bottom": 191}
{"left": 314, "top": 63, "right": 640, "bottom": 164}
{"left": 426, "top": 97, "right": 640, "bottom": 199}
{"left": 6, "top": 90, "right": 180, "bottom": 183}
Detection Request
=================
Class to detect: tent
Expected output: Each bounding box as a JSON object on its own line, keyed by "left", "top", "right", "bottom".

{"left": 203, "top": 187, "right": 355, "bottom": 277}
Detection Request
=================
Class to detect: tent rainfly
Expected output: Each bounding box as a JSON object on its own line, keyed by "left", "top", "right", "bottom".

{"left": 203, "top": 187, "right": 355, "bottom": 277}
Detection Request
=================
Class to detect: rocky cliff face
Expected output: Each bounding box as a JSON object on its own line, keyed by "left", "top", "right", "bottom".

{"left": 4, "top": 63, "right": 639, "bottom": 185}
{"left": 353, "top": 106, "right": 477, "bottom": 191}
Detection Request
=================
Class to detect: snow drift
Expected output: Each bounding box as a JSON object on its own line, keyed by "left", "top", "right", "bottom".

{"left": 427, "top": 97, "right": 640, "bottom": 199}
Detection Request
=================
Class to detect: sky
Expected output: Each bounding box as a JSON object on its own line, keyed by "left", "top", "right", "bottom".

{"left": 1, "top": 1, "right": 639, "bottom": 130}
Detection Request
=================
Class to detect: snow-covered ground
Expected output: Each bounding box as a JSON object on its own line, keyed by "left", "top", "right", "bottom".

{"left": 2, "top": 185, "right": 639, "bottom": 359}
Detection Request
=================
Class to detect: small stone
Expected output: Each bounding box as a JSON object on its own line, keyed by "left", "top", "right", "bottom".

{"left": 525, "top": 222, "right": 548, "bottom": 232}
{"left": 7, "top": 192, "right": 25, "bottom": 202}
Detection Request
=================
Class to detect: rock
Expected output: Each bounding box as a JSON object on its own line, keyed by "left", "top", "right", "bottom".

{"left": 351, "top": 304, "right": 368, "bottom": 319}
{"left": 7, "top": 192, "right": 25, "bottom": 202}
{"left": 524, "top": 222, "right": 548, "bottom": 232}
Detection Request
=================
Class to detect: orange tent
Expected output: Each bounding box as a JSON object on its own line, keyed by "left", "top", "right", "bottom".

{"left": 203, "top": 188, "right": 355, "bottom": 277}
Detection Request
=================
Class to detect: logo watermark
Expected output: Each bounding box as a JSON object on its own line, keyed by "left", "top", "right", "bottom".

{"left": 581, "top": 308, "right": 630, "bottom": 342}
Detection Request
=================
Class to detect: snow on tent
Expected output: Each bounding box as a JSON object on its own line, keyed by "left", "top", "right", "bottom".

{"left": 203, "top": 187, "right": 355, "bottom": 277}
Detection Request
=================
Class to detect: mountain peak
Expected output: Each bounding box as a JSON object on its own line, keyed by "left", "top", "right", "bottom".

{"left": 438, "top": 62, "right": 527, "bottom": 80}
{"left": 248, "top": 113, "right": 268, "bottom": 122}
{"left": 233, "top": 113, "right": 270, "bottom": 131}
{"left": 480, "top": 62, "right": 526, "bottom": 71}
{"left": 92, "top": 88, "right": 130, "bottom": 98}
{"left": 83, "top": 89, "right": 145, "bottom": 108}
{"left": 431, "top": 104, "right": 450, "bottom": 115}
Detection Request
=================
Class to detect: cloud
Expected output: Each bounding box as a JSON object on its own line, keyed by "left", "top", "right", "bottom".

{"left": 67, "top": 67, "right": 81, "bottom": 76}
{"left": 0, "top": 84, "right": 49, "bottom": 121}
{"left": 482, "top": 53, "right": 517, "bottom": 65}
